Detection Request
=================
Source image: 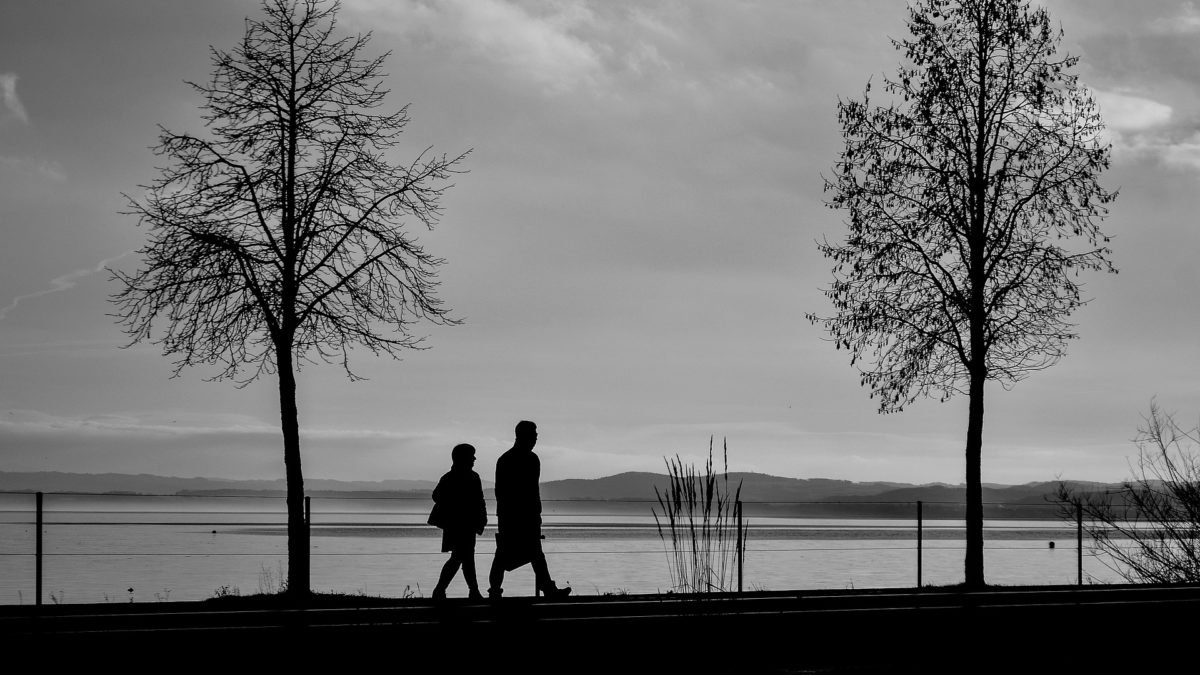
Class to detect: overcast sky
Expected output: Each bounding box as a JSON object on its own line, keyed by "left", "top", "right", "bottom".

{"left": 1, "top": 0, "right": 1197, "bottom": 486}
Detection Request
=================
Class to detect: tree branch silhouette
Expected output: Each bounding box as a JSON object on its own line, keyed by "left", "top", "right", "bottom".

{"left": 111, "top": 0, "right": 467, "bottom": 597}
{"left": 810, "top": 0, "right": 1116, "bottom": 588}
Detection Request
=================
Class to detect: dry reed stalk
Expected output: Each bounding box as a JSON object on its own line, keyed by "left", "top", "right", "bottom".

{"left": 652, "top": 437, "right": 747, "bottom": 593}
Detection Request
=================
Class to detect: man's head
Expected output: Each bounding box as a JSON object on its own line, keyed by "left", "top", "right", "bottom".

{"left": 514, "top": 420, "right": 538, "bottom": 450}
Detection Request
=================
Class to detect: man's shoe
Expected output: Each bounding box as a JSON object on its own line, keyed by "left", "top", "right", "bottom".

{"left": 431, "top": 588, "right": 447, "bottom": 600}
{"left": 487, "top": 587, "right": 503, "bottom": 600}
{"left": 539, "top": 583, "right": 571, "bottom": 599}
{"left": 468, "top": 589, "right": 484, "bottom": 601}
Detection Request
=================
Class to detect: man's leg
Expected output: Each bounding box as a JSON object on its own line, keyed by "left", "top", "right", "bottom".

{"left": 531, "top": 549, "right": 552, "bottom": 590}
{"left": 488, "top": 554, "right": 505, "bottom": 597}
{"left": 487, "top": 529, "right": 506, "bottom": 597}
{"left": 531, "top": 544, "right": 570, "bottom": 598}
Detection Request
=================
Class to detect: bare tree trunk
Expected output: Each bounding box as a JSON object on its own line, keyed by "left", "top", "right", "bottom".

{"left": 277, "top": 344, "right": 309, "bottom": 599}
{"left": 964, "top": 369, "right": 985, "bottom": 589}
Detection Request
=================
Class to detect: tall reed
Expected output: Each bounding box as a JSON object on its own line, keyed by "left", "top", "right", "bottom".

{"left": 652, "top": 437, "right": 748, "bottom": 593}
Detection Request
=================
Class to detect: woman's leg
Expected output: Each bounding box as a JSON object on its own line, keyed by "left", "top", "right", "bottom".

{"left": 461, "top": 548, "right": 480, "bottom": 597}
{"left": 433, "top": 552, "right": 462, "bottom": 598}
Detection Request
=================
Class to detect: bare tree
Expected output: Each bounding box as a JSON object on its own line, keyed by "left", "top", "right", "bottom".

{"left": 1057, "top": 403, "right": 1200, "bottom": 584}
{"left": 809, "top": 0, "right": 1115, "bottom": 588}
{"left": 111, "top": 0, "right": 467, "bottom": 597}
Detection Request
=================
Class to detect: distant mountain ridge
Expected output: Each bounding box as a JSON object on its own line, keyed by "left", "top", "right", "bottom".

{"left": 541, "top": 472, "right": 921, "bottom": 502}
{"left": 0, "top": 470, "right": 1114, "bottom": 506}
{"left": 545, "top": 472, "right": 1113, "bottom": 512}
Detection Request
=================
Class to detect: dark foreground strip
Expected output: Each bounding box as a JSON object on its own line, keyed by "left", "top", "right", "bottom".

{"left": 4, "top": 585, "right": 1198, "bottom": 673}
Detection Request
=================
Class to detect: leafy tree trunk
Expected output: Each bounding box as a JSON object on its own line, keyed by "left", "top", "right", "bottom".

{"left": 964, "top": 19, "right": 989, "bottom": 587}
{"left": 814, "top": 0, "right": 1116, "bottom": 594}
{"left": 277, "top": 342, "right": 309, "bottom": 598}
{"left": 965, "top": 369, "right": 985, "bottom": 588}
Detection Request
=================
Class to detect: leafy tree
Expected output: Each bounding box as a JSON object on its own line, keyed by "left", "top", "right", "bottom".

{"left": 810, "top": 0, "right": 1115, "bottom": 587}
{"left": 112, "top": 0, "right": 467, "bottom": 596}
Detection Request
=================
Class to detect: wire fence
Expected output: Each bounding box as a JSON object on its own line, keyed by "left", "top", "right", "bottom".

{"left": 0, "top": 490, "right": 1109, "bottom": 605}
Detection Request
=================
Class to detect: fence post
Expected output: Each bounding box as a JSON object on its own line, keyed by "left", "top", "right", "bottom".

{"left": 736, "top": 499, "right": 744, "bottom": 594}
{"left": 305, "top": 495, "right": 312, "bottom": 592}
{"left": 916, "top": 500, "right": 923, "bottom": 590}
{"left": 36, "top": 491, "right": 43, "bottom": 607}
{"left": 1076, "top": 501, "right": 1083, "bottom": 586}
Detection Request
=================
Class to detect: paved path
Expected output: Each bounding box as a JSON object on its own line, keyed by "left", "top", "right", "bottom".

{"left": 4, "top": 585, "right": 1197, "bottom": 672}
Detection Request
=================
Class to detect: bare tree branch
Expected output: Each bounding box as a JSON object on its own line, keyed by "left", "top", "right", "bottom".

{"left": 1057, "top": 402, "right": 1200, "bottom": 584}
{"left": 109, "top": 0, "right": 467, "bottom": 596}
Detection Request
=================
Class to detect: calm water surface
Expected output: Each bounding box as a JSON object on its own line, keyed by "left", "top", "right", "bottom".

{"left": 0, "top": 493, "right": 1124, "bottom": 604}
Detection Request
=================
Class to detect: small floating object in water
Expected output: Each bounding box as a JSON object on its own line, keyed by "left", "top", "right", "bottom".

{"left": 1048, "top": 541, "right": 1055, "bottom": 549}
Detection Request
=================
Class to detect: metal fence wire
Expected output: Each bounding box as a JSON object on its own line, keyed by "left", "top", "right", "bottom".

{"left": 0, "top": 491, "right": 1093, "bottom": 605}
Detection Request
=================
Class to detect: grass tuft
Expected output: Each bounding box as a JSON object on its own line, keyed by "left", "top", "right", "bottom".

{"left": 652, "top": 437, "right": 748, "bottom": 594}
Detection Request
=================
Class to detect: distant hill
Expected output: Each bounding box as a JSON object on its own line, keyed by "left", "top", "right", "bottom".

{"left": 541, "top": 472, "right": 919, "bottom": 503}
{"left": 0, "top": 471, "right": 1120, "bottom": 519}
{"left": 537, "top": 475, "right": 1121, "bottom": 519}
{"left": 829, "top": 480, "right": 1119, "bottom": 505}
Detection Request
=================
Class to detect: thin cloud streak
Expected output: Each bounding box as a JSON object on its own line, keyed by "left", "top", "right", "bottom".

{"left": 0, "top": 155, "right": 67, "bottom": 182}
{"left": 0, "top": 408, "right": 1138, "bottom": 485}
{"left": 0, "top": 410, "right": 453, "bottom": 481}
{"left": 0, "top": 251, "right": 134, "bottom": 321}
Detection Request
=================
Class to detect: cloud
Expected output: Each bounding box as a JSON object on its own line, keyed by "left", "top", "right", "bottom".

{"left": 0, "top": 251, "right": 134, "bottom": 321}
{"left": 1150, "top": 1, "right": 1200, "bottom": 33}
{"left": 0, "top": 73, "right": 29, "bottom": 124}
{"left": 345, "top": 0, "right": 603, "bottom": 94}
{"left": 1091, "top": 89, "right": 1200, "bottom": 171}
{"left": 343, "top": 0, "right": 801, "bottom": 103}
{"left": 1114, "top": 130, "right": 1200, "bottom": 171}
{"left": 1161, "top": 132, "right": 1200, "bottom": 171}
{"left": 1096, "top": 90, "right": 1173, "bottom": 132}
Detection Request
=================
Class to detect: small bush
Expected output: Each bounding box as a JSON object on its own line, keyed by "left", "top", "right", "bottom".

{"left": 1057, "top": 401, "right": 1200, "bottom": 583}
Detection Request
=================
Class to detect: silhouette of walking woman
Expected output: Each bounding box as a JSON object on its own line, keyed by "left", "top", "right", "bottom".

{"left": 429, "top": 443, "right": 487, "bottom": 600}
{"left": 488, "top": 420, "right": 571, "bottom": 599}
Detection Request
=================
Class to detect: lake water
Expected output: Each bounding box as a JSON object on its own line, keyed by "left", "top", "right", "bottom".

{"left": 0, "top": 493, "right": 1126, "bottom": 605}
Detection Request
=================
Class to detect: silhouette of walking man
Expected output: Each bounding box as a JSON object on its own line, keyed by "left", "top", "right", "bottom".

{"left": 430, "top": 443, "right": 487, "bottom": 600}
{"left": 488, "top": 420, "right": 571, "bottom": 599}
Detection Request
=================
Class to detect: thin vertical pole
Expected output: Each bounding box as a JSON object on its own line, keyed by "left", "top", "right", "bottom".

{"left": 36, "top": 492, "right": 43, "bottom": 607}
{"left": 1076, "top": 502, "right": 1083, "bottom": 586}
{"left": 736, "top": 499, "right": 744, "bottom": 593}
{"left": 305, "top": 495, "right": 312, "bottom": 595}
{"left": 916, "top": 500, "right": 923, "bottom": 589}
